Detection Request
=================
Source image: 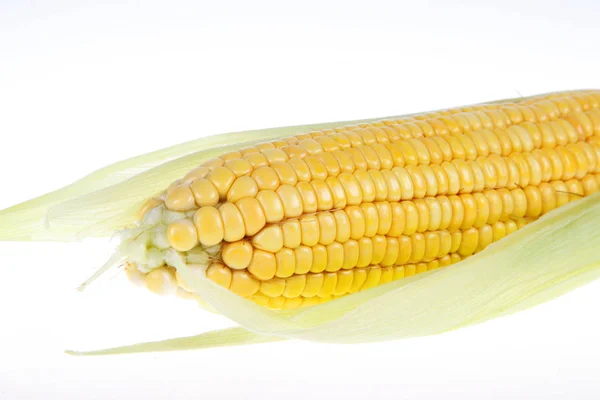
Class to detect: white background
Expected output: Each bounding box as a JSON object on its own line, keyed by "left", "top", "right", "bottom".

{"left": 1, "top": 1, "right": 600, "bottom": 399}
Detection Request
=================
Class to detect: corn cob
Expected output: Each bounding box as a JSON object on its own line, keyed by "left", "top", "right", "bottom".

{"left": 113, "top": 90, "right": 600, "bottom": 310}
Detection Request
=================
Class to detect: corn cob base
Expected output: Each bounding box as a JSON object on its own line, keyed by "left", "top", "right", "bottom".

{"left": 115, "top": 90, "right": 600, "bottom": 310}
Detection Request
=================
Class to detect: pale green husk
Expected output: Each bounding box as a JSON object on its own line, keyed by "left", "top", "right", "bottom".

{"left": 66, "top": 328, "right": 285, "bottom": 356}
{"left": 69, "top": 191, "right": 600, "bottom": 355}
{"left": 0, "top": 116, "right": 401, "bottom": 241}
{"left": 0, "top": 89, "right": 590, "bottom": 241}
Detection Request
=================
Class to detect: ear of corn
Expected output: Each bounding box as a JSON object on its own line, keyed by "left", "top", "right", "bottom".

{"left": 3, "top": 89, "right": 600, "bottom": 354}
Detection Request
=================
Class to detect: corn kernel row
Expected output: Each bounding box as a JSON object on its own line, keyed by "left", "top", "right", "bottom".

{"left": 162, "top": 111, "right": 600, "bottom": 212}
{"left": 167, "top": 152, "right": 599, "bottom": 253}
{"left": 249, "top": 254, "right": 466, "bottom": 309}
{"left": 217, "top": 91, "right": 599, "bottom": 162}
{"left": 247, "top": 174, "right": 599, "bottom": 257}
{"left": 213, "top": 102, "right": 600, "bottom": 170}
{"left": 211, "top": 220, "right": 524, "bottom": 288}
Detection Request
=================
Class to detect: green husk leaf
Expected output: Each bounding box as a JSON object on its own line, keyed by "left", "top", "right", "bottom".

{"left": 70, "top": 191, "right": 600, "bottom": 354}
{"left": 1, "top": 116, "right": 404, "bottom": 242}
{"left": 66, "top": 327, "right": 285, "bottom": 356}
{"left": 3, "top": 89, "right": 587, "bottom": 242}
{"left": 0, "top": 133, "right": 216, "bottom": 241}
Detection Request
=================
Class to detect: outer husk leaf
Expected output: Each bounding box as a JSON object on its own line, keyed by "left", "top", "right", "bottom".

{"left": 69, "top": 192, "right": 600, "bottom": 354}
{"left": 0, "top": 117, "right": 398, "bottom": 241}
{"left": 3, "top": 89, "right": 589, "bottom": 241}
{"left": 66, "top": 327, "right": 284, "bottom": 356}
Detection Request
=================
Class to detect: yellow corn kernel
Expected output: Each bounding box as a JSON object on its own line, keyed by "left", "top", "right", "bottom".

{"left": 183, "top": 166, "right": 211, "bottom": 182}
{"left": 229, "top": 270, "right": 260, "bottom": 297}
{"left": 236, "top": 197, "right": 266, "bottom": 236}
{"left": 189, "top": 179, "right": 220, "bottom": 207}
{"left": 283, "top": 275, "right": 306, "bottom": 298}
{"left": 221, "top": 241, "right": 253, "bottom": 270}
{"left": 251, "top": 225, "right": 283, "bottom": 253}
{"left": 193, "top": 206, "right": 224, "bottom": 247}
{"left": 317, "top": 272, "right": 338, "bottom": 298}
{"left": 294, "top": 246, "right": 313, "bottom": 275}
{"left": 145, "top": 267, "right": 177, "bottom": 296}
{"left": 275, "top": 248, "right": 296, "bottom": 278}
{"left": 165, "top": 184, "right": 196, "bottom": 211}
{"left": 302, "top": 273, "right": 324, "bottom": 297}
{"left": 219, "top": 203, "right": 245, "bottom": 242}
{"left": 243, "top": 249, "right": 276, "bottom": 281}
{"left": 271, "top": 162, "right": 298, "bottom": 186}
{"left": 227, "top": 176, "right": 258, "bottom": 203}
{"left": 325, "top": 242, "right": 345, "bottom": 272}
{"left": 282, "top": 220, "right": 302, "bottom": 248}
{"left": 167, "top": 219, "right": 198, "bottom": 252}
{"left": 256, "top": 190, "right": 284, "bottom": 223}
{"left": 206, "top": 262, "right": 232, "bottom": 289}
{"left": 276, "top": 184, "right": 303, "bottom": 218}
{"left": 362, "top": 267, "right": 382, "bottom": 291}
{"left": 299, "top": 215, "right": 319, "bottom": 247}
{"left": 259, "top": 277, "right": 285, "bottom": 297}
{"left": 297, "top": 181, "right": 318, "bottom": 214}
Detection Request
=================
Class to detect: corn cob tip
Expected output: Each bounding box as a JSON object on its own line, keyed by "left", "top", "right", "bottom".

{"left": 78, "top": 203, "right": 212, "bottom": 298}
